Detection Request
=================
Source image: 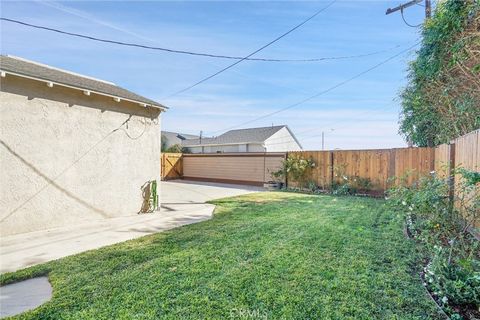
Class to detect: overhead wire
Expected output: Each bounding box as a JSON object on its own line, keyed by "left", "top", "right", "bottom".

{"left": 1, "top": 9, "right": 419, "bottom": 149}
{"left": 209, "top": 42, "right": 420, "bottom": 135}
{"left": 401, "top": 8, "right": 422, "bottom": 27}
{"left": 161, "top": 0, "right": 337, "bottom": 99}
{"left": 263, "top": 100, "right": 399, "bottom": 145}
{"left": 0, "top": 16, "right": 401, "bottom": 63}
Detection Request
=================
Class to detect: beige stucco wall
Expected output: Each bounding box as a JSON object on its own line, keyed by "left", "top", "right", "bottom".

{"left": 0, "top": 75, "right": 162, "bottom": 236}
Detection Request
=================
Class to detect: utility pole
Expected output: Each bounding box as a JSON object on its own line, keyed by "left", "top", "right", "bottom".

{"left": 385, "top": 0, "right": 431, "bottom": 20}
{"left": 425, "top": 0, "right": 431, "bottom": 18}
{"left": 322, "top": 131, "right": 325, "bottom": 150}
{"left": 322, "top": 129, "right": 334, "bottom": 151}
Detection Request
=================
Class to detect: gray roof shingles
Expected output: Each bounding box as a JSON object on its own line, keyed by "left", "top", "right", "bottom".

{"left": 182, "top": 125, "right": 286, "bottom": 146}
{"left": 0, "top": 55, "right": 166, "bottom": 109}
{"left": 162, "top": 131, "right": 199, "bottom": 146}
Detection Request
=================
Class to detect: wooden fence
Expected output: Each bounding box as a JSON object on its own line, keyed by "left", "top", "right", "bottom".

{"left": 434, "top": 129, "right": 479, "bottom": 172}
{"left": 434, "top": 129, "right": 479, "bottom": 228}
{"left": 161, "top": 153, "right": 183, "bottom": 180}
{"left": 162, "top": 147, "right": 437, "bottom": 191}
{"left": 162, "top": 134, "right": 477, "bottom": 192}
{"left": 161, "top": 130, "right": 478, "bottom": 227}
{"left": 180, "top": 153, "right": 286, "bottom": 186}
{"left": 288, "top": 148, "right": 435, "bottom": 193}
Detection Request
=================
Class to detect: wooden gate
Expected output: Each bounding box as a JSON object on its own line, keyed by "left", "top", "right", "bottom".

{"left": 161, "top": 153, "right": 183, "bottom": 180}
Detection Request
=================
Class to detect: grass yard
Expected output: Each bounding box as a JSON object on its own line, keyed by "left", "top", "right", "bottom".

{"left": 1, "top": 192, "right": 441, "bottom": 319}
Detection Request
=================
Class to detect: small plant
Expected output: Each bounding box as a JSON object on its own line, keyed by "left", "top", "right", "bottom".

{"left": 307, "top": 180, "right": 318, "bottom": 193}
{"left": 331, "top": 164, "right": 373, "bottom": 195}
{"left": 271, "top": 155, "right": 315, "bottom": 188}
{"left": 424, "top": 246, "right": 480, "bottom": 308}
{"left": 456, "top": 168, "right": 480, "bottom": 186}
{"left": 331, "top": 182, "right": 354, "bottom": 196}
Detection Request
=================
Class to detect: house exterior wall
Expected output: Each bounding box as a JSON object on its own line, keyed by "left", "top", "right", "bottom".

{"left": 247, "top": 144, "right": 265, "bottom": 152}
{"left": 188, "top": 146, "right": 204, "bottom": 153}
{"left": 264, "top": 127, "right": 302, "bottom": 152}
{"left": 162, "top": 132, "right": 183, "bottom": 148}
{"left": 0, "top": 75, "right": 162, "bottom": 236}
{"left": 187, "top": 143, "right": 266, "bottom": 154}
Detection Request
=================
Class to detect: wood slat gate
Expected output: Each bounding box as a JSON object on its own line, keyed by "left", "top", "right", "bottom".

{"left": 161, "top": 153, "right": 183, "bottom": 180}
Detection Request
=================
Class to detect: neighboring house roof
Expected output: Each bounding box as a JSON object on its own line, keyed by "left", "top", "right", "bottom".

{"left": 182, "top": 125, "right": 291, "bottom": 147}
{"left": 162, "top": 131, "right": 199, "bottom": 146}
{"left": 0, "top": 55, "right": 166, "bottom": 110}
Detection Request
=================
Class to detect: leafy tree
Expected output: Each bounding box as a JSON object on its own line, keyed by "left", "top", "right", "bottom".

{"left": 161, "top": 135, "right": 169, "bottom": 152}
{"left": 165, "top": 144, "right": 189, "bottom": 153}
{"left": 400, "top": 0, "right": 480, "bottom": 146}
{"left": 161, "top": 135, "right": 189, "bottom": 153}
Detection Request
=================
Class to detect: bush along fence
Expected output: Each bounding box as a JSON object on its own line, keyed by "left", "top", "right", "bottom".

{"left": 160, "top": 130, "right": 478, "bottom": 222}
{"left": 162, "top": 148, "right": 437, "bottom": 191}
{"left": 386, "top": 130, "right": 479, "bottom": 319}
{"left": 161, "top": 137, "right": 477, "bottom": 195}
{"left": 283, "top": 147, "right": 435, "bottom": 196}
{"left": 433, "top": 129, "right": 479, "bottom": 230}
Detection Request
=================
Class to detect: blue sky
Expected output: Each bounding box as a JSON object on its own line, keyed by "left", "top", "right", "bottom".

{"left": 1, "top": 0, "right": 427, "bottom": 150}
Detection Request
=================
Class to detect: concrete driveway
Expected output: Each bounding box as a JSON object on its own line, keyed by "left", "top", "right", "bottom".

{"left": 0, "top": 180, "right": 262, "bottom": 274}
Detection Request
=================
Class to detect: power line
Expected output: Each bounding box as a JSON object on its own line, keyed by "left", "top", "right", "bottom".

{"left": 401, "top": 9, "right": 422, "bottom": 28}
{"left": 264, "top": 100, "right": 399, "bottom": 144}
{"left": 210, "top": 42, "right": 419, "bottom": 135}
{"left": 300, "top": 106, "right": 398, "bottom": 142}
{"left": 0, "top": 15, "right": 398, "bottom": 63}
{"left": 385, "top": 0, "right": 432, "bottom": 27}
{"left": 264, "top": 104, "right": 400, "bottom": 147}
{"left": 261, "top": 101, "right": 398, "bottom": 148}
{"left": 162, "top": 0, "right": 336, "bottom": 99}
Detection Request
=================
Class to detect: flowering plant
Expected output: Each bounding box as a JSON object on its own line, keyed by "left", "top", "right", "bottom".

{"left": 387, "top": 168, "right": 479, "bottom": 319}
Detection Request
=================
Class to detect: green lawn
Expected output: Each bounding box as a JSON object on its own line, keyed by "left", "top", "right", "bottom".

{"left": 1, "top": 192, "right": 441, "bottom": 319}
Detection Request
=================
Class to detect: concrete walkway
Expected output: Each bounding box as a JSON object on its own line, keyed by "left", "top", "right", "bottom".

{"left": 0, "top": 180, "right": 262, "bottom": 274}
{"left": 0, "top": 277, "right": 52, "bottom": 318}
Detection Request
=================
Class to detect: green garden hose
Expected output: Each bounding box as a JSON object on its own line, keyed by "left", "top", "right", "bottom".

{"left": 151, "top": 180, "right": 158, "bottom": 210}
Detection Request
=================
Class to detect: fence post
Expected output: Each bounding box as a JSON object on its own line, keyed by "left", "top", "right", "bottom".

{"left": 160, "top": 153, "right": 164, "bottom": 181}
{"left": 388, "top": 148, "right": 396, "bottom": 189}
{"left": 448, "top": 143, "right": 456, "bottom": 204}
{"left": 285, "top": 152, "right": 288, "bottom": 188}
{"left": 329, "top": 151, "right": 334, "bottom": 191}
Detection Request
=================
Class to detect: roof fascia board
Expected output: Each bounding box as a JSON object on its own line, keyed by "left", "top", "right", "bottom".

{"left": 0, "top": 70, "right": 167, "bottom": 111}
{"left": 283, "top": 125, "right": 303, "bottom": 149}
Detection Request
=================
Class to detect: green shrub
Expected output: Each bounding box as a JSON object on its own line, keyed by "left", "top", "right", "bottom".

{"left": 425, "top": 245, "right": 480, "bottom": 308}
{"left": 399, "top": 0, "right": 480, "bottom": 146}
{"left": 387, "top": 168, "right": 479, "bottom": 318}
{"left": 332, "top": 182, "right": 355, "bottom": 196}
{"left": 271, "top": 155, "right": 315, "bottom": 188}
{"left": 331, "top": 164, "right": 374, "bottom": 195}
